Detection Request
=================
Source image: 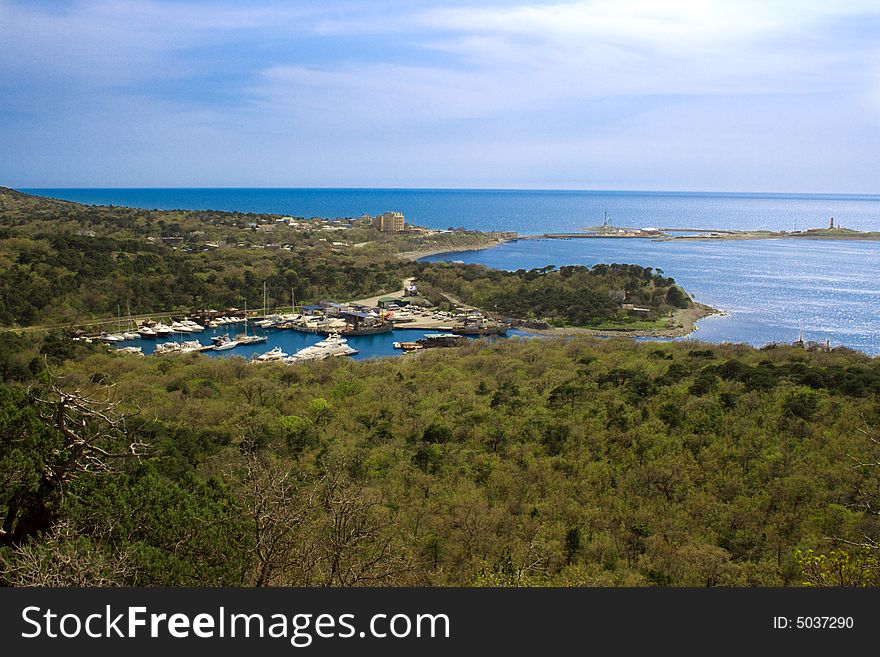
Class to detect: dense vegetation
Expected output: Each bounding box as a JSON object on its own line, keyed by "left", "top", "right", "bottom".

{"left": 2, "top": 188, "right": 874, "bottom": 588}
{"left": 2, "top": 333, "right": 879, "bottom": 586}
{"left": 415, "top": 262, "right": 691, "bottom": 326}
{"left": 0, "top": 188, "right": 685, "bottom": 328}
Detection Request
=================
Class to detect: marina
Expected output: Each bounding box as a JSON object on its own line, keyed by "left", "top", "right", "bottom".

{"left": 97, "top": 282, "right": 513, "bottom": 361}
{"left": 107, "top": 321, "right": 518, "bottom": 361}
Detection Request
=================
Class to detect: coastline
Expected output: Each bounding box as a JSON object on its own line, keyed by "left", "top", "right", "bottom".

{"left": 400, "top": 236, "right": 725, "bottom": 340}
{"left": 519, "top": 302, "right": 723, "bottom": 339}
{"left": 397, "top": 238, "right": 510, "bottom": 261}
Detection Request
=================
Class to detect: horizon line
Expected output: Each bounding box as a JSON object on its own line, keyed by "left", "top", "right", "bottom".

{"left": 15, "top": 186, "right": 880, "bottom": 199}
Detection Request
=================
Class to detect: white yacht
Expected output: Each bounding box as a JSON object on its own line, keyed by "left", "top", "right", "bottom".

{"left": 284, "top": 333, "right": 358, "bottom": 364}
{"left": 183, "top": 320, "right": 205, "bottom": 332}
{"left": 178, "top": 340, "right": 203, "bottom": 352}
{"left": 255, "top": 346, "right": 288, "bottom": 361}
{"left": 213, "top": 336, "right": 239, "bottom": 351}
{"left": 254, "top": 314, "right": 283, "bottom": 328}
{"left": 138, "top": 325, "right": 157, "bottom": 338}
{"left": 114, "top": 346, "right": 143, "bottom": 356}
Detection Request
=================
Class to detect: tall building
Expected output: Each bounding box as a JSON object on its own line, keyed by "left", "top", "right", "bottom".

{"left": 372, "top": 211, "right": 405, "bottom": 233}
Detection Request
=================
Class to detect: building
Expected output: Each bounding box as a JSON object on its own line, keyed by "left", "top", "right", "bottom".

{"left": 372, "top": 211, "right": 405, "bottom": 233}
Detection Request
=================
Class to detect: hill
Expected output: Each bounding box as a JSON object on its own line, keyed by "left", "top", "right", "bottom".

{"left": 1, "top": 335, "right": 878, "bottom": 586}
{"left": 0, "top": 188, "right": 698, "bottom": 329}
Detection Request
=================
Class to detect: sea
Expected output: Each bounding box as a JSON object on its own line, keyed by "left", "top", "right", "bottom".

{"left": 25, "top": 188, "right": 880, "bottom": 356}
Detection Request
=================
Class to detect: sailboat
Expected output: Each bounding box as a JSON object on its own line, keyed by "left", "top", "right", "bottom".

{"left": 254, "top": 281, "right": 282, "bottom": 327}
{"left": 122, "top": 301, "right": 139, "bottom": 340}
{"left": 100, "top": 305, "right": 127, "bottom": 342}
{"left": 233, "top": 298, "right": 267, "bottom": 345}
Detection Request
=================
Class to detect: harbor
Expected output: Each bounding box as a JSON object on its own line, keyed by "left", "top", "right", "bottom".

{"left": 90, "top": 283, "right": 514, "bottom": 362}
{"left": 103, "top": 321, "right": 520, "bottom": 362}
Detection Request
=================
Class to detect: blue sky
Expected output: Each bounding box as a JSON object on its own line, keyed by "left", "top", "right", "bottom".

{"left": 1, "top": 0, "right": 879, "bottom": 192}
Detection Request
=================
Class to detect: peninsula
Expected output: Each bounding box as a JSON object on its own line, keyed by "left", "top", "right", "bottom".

{"left": 0, "top": 187, "right": 707, "bottom": 338}
{"left": 524, "top": 217, "right": 880, "bottom": 241}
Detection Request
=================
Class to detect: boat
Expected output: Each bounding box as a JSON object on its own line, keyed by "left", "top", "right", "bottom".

{"left": 232, "top": 299, "right": 267, "bottom": 345}
{"left": 138, "top": 325, "right": 157, "bottom": 338}
{"left": 255, "top": 314, "right": 283, "bottom": 328}
{"left": 178, "top": 340, "right": 204, "bottom": 353}
{"left": 100, "top": 332, "right": 125, "bottom": 342}
{"left": 255, "top": 346, "right": 288, "bottom": 361}
{"left": 155, "top": 324, "right": 175, "bottom": 337}
{"left": 114, "top": 346, "right": 143, "bottom": 356}
{"left": 121, "top": 302, "right": 139, "bottom": 341}
{"left": 284, "top": 333, "right": 359, "bottom": 363}
{"left": 213, "top": 337, "right": 239, "bottom": 351}
{"left": 394, "top": 341, "right": 423, "bottom": 351}
{"left": 450, "top": 317, "right": 507, "bottom": 335}
{"left": 417, "top": 333, "right": 470, "bottom": 348}
{"left": 252, "top": 282, "right": 281, "bottom": 328}
{"left": 315, "top": 333, "right": 346, "bottom": 347}
{"left": 235, "top": 334, "right": 268, "bottom": 345}
{"left": 154, "top": 342, "right": 181, "bottom": 354}
{"left": 211, "top": 333, "right": 230, "bottom": 344}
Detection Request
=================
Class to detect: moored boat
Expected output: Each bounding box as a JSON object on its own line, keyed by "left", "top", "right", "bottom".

{"left": 213, "top": 337, "right": 239, "bottom": 351}
{"left": 255, "top": 346, "right": 288, "bottom": 361}
{"left": 284, "top": 333, "right": 359, "bottom": 363}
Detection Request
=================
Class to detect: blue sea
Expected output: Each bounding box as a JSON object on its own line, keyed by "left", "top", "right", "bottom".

{"left": 423, "top": 239, "right": 880, "bottom": 355}
{"left": 23, "top": 187, "right": 880, "bottom": 234}
{"left": 24, "top": 188, "right": 880, "bottom": 355}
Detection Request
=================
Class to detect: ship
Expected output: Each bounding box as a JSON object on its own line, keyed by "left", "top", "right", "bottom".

{"left": 450, "top": 316, "right": 507, "bottom": 336}
{"left": 416, "top": 333, "right": 470, "bottom": 348}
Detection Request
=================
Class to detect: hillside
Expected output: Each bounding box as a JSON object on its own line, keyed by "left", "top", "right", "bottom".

{"left": 1, "top": 334, "right": 879, "bottom": 586}
{"left": 0, "top": 188, "right": 697, "bottom": 329}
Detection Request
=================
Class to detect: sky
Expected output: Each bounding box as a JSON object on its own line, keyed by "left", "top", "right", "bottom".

{"left": 1, "top": 0, "right": 879, "bottom": 192}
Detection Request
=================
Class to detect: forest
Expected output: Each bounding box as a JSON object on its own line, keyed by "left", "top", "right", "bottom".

{"left": 414, "top": 262, "right": 690, "bottom": 326}
{"left": 1, "top": 188, "right": 877, "bottom": 588}
{"left": 0, "top": 188, "right": 684, "bottom": 328}
{"left": 1, "top": 331, "right": 879, "bottom": 587}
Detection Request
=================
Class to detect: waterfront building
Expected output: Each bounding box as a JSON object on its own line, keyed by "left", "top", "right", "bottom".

{"left": 372, "top": 211, "right": 405, "bottom": 233}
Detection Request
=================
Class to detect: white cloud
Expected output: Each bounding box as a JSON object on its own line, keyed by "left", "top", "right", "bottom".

{"left": 2, "top": 0, "right": 879, "bottom": 188}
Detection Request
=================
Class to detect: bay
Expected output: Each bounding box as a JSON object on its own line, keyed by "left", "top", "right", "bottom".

{"left": 422, "top": 238, "right": 880, "bottom": 355}
{"left": 23, "top": 187, "right": 880, "bottom": 354}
